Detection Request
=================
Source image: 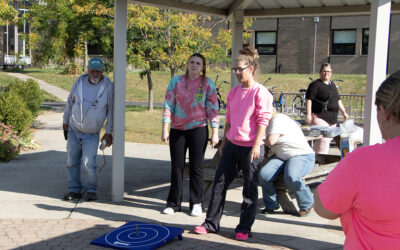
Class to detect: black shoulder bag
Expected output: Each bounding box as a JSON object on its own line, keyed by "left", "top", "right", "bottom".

{"left": 314, "top": 82, "right": 332, "bottom": 112}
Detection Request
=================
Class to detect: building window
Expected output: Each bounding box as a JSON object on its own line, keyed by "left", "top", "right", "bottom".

{"left": 255, "top": 31, "right": 276, "bottom": 55}
{"left": 362, "top": 29, "right": 369, "bottom": 55}
{"left": 332, "top": 29, "right": 356, "bottom": 55}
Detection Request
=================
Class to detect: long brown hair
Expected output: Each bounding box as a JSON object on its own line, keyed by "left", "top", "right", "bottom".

{"left": 185, "top": 53, "right": 207, "bottom": 90}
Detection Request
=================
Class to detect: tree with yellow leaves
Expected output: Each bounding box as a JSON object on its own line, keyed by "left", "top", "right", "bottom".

{"left": 29, "top": 0, "right": 114, "bottom": 66}
{"left": 127, "top": 4, "right": 232, "bottom": 110}
{"left": 0, "top": 0, "right": 16, "bottom": 26}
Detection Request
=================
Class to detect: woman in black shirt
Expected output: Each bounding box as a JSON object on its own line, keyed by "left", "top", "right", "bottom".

{"left": 305, "top": 63, "right": 348, "bottom": 154}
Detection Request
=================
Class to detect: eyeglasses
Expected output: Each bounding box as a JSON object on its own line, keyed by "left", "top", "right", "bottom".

{"left": 320, "top": 70, "right": 332, "bottom": 73}
{"left": 231, "top": 65, "right": 250, "bottom": 73}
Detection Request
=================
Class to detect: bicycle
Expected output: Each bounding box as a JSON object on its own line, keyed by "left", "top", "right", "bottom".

{"left": 291, "top": 88, "right": 307, "bottom": 117}
{"left": 214, "top": 75, "right": 229, "bottom": 111}
{"left": 264, "top": 77, "right": 287, "bottom": 113}
{"left": 291, "top": 77, "right": 344, "bottom": 117}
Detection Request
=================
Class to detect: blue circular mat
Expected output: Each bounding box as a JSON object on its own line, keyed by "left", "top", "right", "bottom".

{"left": 91, "top": 221, "right": 184, "bottom": 249}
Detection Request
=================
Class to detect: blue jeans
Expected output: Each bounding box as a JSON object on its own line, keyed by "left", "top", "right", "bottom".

{"left": 259, "top": 153, "right": 315, "bottom": 210}
{"left": 66, "top": 126, "right": 100, "bottom": 193}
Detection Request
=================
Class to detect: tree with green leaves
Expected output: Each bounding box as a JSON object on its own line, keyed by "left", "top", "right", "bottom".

{"left": 127, "top": 4, "right": 231, "bottom": 111}
{"left": 28, "top": 0, "right": 114, "bottom": 67}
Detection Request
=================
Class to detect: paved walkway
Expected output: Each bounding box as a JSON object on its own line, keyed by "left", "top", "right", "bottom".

{"left": 5, "top": 72, "right": 164, "bottom": 108}
{"left": 5, "top": 72, "right": 70, "bottom": 101}
{"left": 0, "top": 75, "right": 345, "bottom": 249}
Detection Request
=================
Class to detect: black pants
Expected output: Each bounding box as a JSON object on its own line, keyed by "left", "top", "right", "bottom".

{"left": 202, "top": 141, "right": 264, "bottom": 234}
{"left": 166, "top": 126, "right": 208, "bottom": 211}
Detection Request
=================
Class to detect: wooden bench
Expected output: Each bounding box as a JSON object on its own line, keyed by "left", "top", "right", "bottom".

{"left": 184, "top": 143, "right": 341, "bottom": 214}
{"left": 183, "top": 143, "right": 222, "bottom": 195}
{"left": 274, "top": 154, "right": 341, "bottom": 214}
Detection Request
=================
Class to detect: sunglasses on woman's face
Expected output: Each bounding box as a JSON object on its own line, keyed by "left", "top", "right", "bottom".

{"left": 231, "top": 65, "right": 250, "bottom": 73}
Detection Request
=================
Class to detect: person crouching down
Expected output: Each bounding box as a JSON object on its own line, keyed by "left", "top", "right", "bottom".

{"left": 259, "top": 111, "right": 315, "bottom": 217}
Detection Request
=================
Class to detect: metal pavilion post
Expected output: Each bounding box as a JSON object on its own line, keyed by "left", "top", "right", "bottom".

{"left": 112, "top": 0, "right": 128, "bottom": 202}
{"left": 363, "top": 0, "right": 391, "bottom": 145}
{"left": 231, "top": 9, "right": 244, "bottom": 87}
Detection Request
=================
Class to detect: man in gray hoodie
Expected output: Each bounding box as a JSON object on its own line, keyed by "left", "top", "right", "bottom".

{"left": 62, "top": 57, "right": 113, "bottom": 201}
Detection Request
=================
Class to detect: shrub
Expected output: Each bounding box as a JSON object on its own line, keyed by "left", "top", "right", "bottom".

{"left": 63, "top": 63, "right": 82, "bottom": 75}
{"left": 0, "top": 123, "right": 22, "bottom": 161}
{"left": 0, "top": 91, "right": 33, "bottom": 134}
{"left": 8, "top": 79, "right": 44, "bottom": 117}
{"left": 104, "top": 61, "right": 113, "bottom": 74}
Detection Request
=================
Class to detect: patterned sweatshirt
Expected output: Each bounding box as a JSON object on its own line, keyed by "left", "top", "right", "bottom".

{"left": 162, "top": 75, "right": 219, "bottom": 130}
{"left": 225, "top": 82, "right": 273, "bottom": 147}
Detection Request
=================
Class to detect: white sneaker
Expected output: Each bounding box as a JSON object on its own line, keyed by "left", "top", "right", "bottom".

{"left": 162, "top": 207, "right": 175, "bottom": 215}
{"left": 191, "top": 204, "right": 202, "bottom": 217}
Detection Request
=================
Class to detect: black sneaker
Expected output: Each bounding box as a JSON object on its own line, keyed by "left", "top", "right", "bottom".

{"left": 85, "top": 192, "right": 97, "bottom": 201}
{"left": 261, "top": 207, "right": 279, "bottom": 214}
{"left": 63, "top": 192, "right": 82, "bottom": 201}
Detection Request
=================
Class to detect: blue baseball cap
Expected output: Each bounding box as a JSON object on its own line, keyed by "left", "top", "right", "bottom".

{"left": 88, "top": 57, "right": 104, "bottom": 71}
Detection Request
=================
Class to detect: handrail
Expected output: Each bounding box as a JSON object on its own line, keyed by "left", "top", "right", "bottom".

{"left": 280, "top": 92, "right": 365, "bottom": 123}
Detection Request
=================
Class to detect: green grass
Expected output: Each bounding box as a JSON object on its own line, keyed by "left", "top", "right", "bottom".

{"left": 11, "top": 68, "right": 367, "bottom": 103}
{"left": 5, "top": 68, "right": 369, "bottom": 144}
{"left": 11, "top": 68, "right": 78, "bottom": 90}
{"left": 0, "top": 72, "right": 20, "bottom": 86}
{"left": 0, "top": 71, "right": 62, "bottom": 102}
{"left": 125, "top": 106, "right": 164, "bottom": 144}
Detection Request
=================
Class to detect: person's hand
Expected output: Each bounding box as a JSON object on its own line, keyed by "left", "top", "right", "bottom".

{"left": 218, "top": 140, "right": 226, "bottom": 155}
{"left": 101, "top": 133, "right": 113, "bottom": 147}
{"left": 210, "top": 133, "right": 219, "bottom": 148}
{"left": 161, "top": 130, "right": 169, "bottom": 144}
{"left": 305, "top": 113, "right": 312, "bottom": 125}
{"left": 250, "top": 144, "right": 260, "bottom": 163}
{"left": 343, "top": 112, "right": 349, "bottom": 121}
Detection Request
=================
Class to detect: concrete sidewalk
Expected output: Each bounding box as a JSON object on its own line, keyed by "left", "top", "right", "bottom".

{"left": 0, "top": 108, "right": 345, "bottom": 249}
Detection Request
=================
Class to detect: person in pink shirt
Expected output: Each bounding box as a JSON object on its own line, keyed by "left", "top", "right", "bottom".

{"left": 194, "top": 47, "right": 273, "bottom": 241}
{"left": 161, "top": 53, "right": 219, "bottom": 217}
{"left": 314, "top": 70, "right": 400, "bottom": 249}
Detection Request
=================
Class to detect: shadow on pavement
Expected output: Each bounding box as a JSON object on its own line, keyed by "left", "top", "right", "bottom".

{"left": 11, "top": 219, "right": 342, "bottom": 250}
{"left": 0, "top": 149, "right": 244, "bottom": 213}
{"left": 259, "top": 215, "right": 342, "bottom": 231}
{"left": 0, "top": 149, "right": 344, "bottom": 249}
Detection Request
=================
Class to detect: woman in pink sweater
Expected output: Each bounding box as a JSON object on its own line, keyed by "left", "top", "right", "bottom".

{"left": 314, "top": 70, "right": 400, "bottom": 249}
{"left": 195, "top": 47, "right": 273, "bottom": 240}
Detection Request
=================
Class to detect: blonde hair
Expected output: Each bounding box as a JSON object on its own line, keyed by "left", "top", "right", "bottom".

{"left": 236, "top": 47, "right": 259, "bottom": 75}
{"left": 375, "top": 70, "right": 400, "bottom": 123}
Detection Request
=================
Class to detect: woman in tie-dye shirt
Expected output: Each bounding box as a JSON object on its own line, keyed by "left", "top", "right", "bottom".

{"left": 161, "top": 53, "right": 219, "bottom": 217}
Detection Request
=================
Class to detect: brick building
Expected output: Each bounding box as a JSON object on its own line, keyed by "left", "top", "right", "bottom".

{"left": 248, "top": 14, "right": 400, "bottom": 74}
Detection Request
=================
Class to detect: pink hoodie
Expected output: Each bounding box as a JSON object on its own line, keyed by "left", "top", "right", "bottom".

{"left": 225, "top": 82, "right": 273, "bottom": 147}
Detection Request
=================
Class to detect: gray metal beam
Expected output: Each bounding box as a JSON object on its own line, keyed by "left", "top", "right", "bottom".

{"left": 131, "top": 0, "right": 227, "bottom": 17}
{"left": 227, "top": 0, "right": 253, "bottom": 18}
{"left": 244, "top": 3, "right": 400, "bottom": 17}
